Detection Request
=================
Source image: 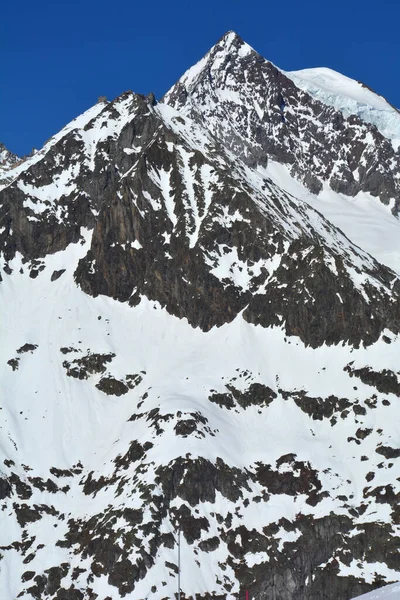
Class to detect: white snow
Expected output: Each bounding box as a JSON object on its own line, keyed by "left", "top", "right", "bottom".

{"left": 288, "top": 67, "right": 400, "bottom": 145}
{"left": 351, "top": 582, "right": 400, "bottom": 599}
{"left": 262, "top": 160, "right": 400, "bottom": 277}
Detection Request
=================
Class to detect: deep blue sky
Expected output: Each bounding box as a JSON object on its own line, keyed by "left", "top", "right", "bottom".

{"left": 2, "top": 0, "right": 400, "bottom": 157}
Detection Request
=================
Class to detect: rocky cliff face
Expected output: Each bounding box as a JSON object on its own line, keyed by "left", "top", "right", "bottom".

{"left": 0, "top": 31, "right": 399, "bottom": 600}
{"left": 164, "top": 32, "right": 400, "bottom": 213}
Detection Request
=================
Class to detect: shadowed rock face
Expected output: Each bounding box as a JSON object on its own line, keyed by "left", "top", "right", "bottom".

{"left": 74, "top": 112, "right": 400, "bottom": 347}
{"left": 0, "top": 93, "right": 159, "bottom": 263}
{"left": 1, "top": 38, "right": 400, "bottom": 349}
{"left": 1, "top": 31, "right": 400, "bottom": 600}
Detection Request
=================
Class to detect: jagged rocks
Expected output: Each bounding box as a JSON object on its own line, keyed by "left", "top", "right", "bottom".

{"left": 62, "top": 351, "right": 115, "bottom": 380}
{"left": 73, "top": 108, "right": 400, "bottom": 346}
{"left": 0, "top": 477, "right": 12, "bottom": 499}
{"left": 164, "top": 31, "right": 400, "bottom": 213}
{"left": 156, "top": 457, "right": 252, "bottom": 506}
{"left": 345, "top": 364, "right": 400, "bottom": 396}
{"left": 95, "top": 376, "right": 129, "bottom": 396}
{"left": 209, "top": 383, "right": 277, "bottom": 411}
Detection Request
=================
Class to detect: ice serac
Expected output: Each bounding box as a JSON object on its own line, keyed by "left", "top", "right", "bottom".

{"left": 164, "top": 31, "right": 400, "bottom": 213}
{"left": 0, "top": 31, "right": 400, "bottom": 600}
{"left": 287, "top": 67, "right": 400, "bottom": 144}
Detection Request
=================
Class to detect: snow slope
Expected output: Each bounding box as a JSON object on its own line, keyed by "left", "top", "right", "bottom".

{"left": 352, "top": 582, "right": 400, "bottom": 599}
{"left": 1, "top": 237, "right": 400, "bottom": 599}
{"left": 262, "top": 160, "right": 400, "bottom": 276}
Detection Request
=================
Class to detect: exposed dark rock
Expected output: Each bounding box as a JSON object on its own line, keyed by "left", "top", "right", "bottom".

{"left": 164, "top": 560, "right": 179, "bottom": 574}
{"left": 56, "top": 507, "right": 154, "bottom": 596}
{"left": 356, "top": 428, "right": 373, "bottom": 440}
{"left": 95, "top": 376, "right": 129, "bottom": 396}
{"left": 0, "top": 477, "right": 11, "bottom": 499}
{"left": 44, "top": 564, "right": 70, "bottom": 595}
{"left": 13, "top": 503, "right": 43, "bottom": 527}
{"left": 285, "top": 389, "right": 352, "bottom": 420}
{"left": 59, "top": 347, "right": 78, "bottom": 355}
{"left": 255, "top": 460, "right": 322, "bottom": 499}
{"left": 227, "top": 383, "right": 277, "bottom": 409}
{"left": 51, "top": 269, "right": 66, "bottom": 281}
{"left": 198, "top": 536, "right": 220, "bottom": 552}
{"left": 49, "top": 467, "right": 73, "bottom": 477}
{"left": 376, "top": 445, "right": 400, "bottom": 459}
{"left": 364, "top": 484, "right": 398, "bottom": 504}
{"left": 125, "top": 373, "right": 143, "bottom": 388}
{"left": 164, "top": 31, "right": 400, "bottom": 212}
{"left": 81, "top": 471, "right": 118, "bottom": 497}
{"left": 209, "top": 383, "right": 276, "bottom": 411}
{"left": 2, "top": 30, "right": 400, "bottom": 600}
{"left": 9, "top": 473, "right": 32, "bottom": 499}
{"left": 345, "top": 364, "right": 400, "bottom": 396}
{"left": 27, "top": 477, "right": 59, "bottom": 493}
{"left": 114, "top": 440, "right": 153, "bottom": 470}
{"left": 16, "top": 344, "right": 38, "bottom": 354}
{"left": 174, "top": 418, "right": 199, "bottom": 436}
{"left": 174, "top": 412, "right": 209, "bottom": 437}
{"left": 170, "top": 504, "right": 210, "bottom": 544}
{"left": 209, "top": 392, "right": 235, "bottom": 409}
{"left": 156, "top": 457, "right": 251, "bottom": 506}
{"left": 7, "top": 357, "right": 19, "bottom": 371}
{"left": 62, "top": 352, "right": 115, "bottom": 379}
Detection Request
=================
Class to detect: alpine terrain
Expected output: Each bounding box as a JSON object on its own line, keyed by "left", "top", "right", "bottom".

{"left": 1, "top": 31, "right": 400, "bottom": 600}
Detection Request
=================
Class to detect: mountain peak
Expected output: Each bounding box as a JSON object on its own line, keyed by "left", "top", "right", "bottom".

{"left": 162, "top": 30, "right": 260, "bottom": 109}
{"left": 217, "top": 29, "right": 245, "bottom": 47}
{"left": 0, "top": 142, "right": 19, "bottom": 163}
{"left": 0, "top": 142, "right": 20, "bottom": 182}
{"left": 2, "top": 30, "right": 400, "bottom": 600}
{"left": 208, "top": 29, "right": 258, "bottom": 62}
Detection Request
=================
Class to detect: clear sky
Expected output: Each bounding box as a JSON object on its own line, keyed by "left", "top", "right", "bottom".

{"left": 2, "top": 0, "right": 400, "bottom": 157}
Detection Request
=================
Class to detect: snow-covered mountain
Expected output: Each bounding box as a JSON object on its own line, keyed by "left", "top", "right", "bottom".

{"left": 1, "top": 31, "right": 399, "bottom": 600}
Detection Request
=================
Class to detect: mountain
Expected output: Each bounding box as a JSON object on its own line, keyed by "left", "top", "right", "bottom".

{"left": 1, "top": 31, "right": 399, "bottom": 600}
